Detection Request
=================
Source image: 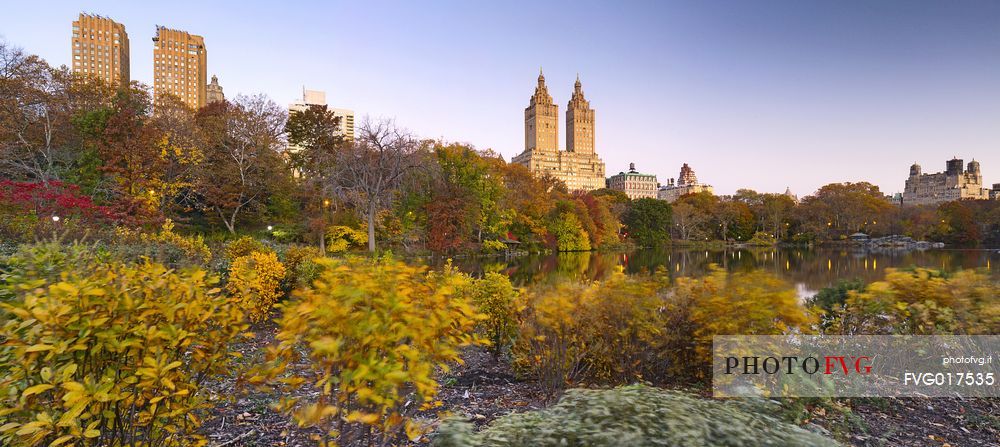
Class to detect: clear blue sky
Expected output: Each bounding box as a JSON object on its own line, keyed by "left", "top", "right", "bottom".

{"left": 2, "top": 0, "right": 999, "bottom": 196}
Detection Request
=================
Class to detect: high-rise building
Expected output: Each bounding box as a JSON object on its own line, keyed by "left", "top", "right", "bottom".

{"left": 607, "top": 163, "right": 658, "bottom": 199}
{"left": 206, "top": 74, "right": 225, "bottom": 104}
{"left": 658, "top": 163, "right": 714, "bottom": 203}
{"left": 288, "top": 89, "right": 355, "bottom": 141}
{"left": 512, "top": 71, "right": 606, "bottom": 191}
{"left": 566, "top": 75, "right": 594, "bottom": 154}
{"left": 152, "top": 26, "right": 207, "bottom": 109}
{"left": 902, "top": 158, "right": 990, "bottom": 205}
{"left": 71, "top": 13, "right": 130, "bottom": 85}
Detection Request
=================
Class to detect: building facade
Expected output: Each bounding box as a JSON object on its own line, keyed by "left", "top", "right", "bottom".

{"left": 152, "top": 26, "right": 207, "bottom": 109}
{"left": 607, "top": 163, "right": 658, "bottom": 199}
{"left": 288, "top": 89, "right": 355, "bottom": 142}
{"left": 512, "top": 72, "right": 606, "bottom": 191}
{"left": 71, "top": 14, "right": 130, "bottom": 85}
{"left": 657, "top": 163, "right": 714, "bottom": 203}
{"left": 206, "top": 74, "right": 224, "bottom": 104}
{"left": 902, "top": 158, "right": 990, "bottom": 206}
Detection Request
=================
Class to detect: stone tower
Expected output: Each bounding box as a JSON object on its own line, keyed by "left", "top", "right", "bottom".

{"left": 566, "top": 74, "right": 595, "bottom": 154}
{"left": 206, "top": 74, "right": 225, "bottom": 104}
{"left": 525, "top": 69, "right": 558, "bottom": 153}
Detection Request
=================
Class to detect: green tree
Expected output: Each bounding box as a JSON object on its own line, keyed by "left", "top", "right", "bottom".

{"left": 623, "top": 198, "right": 671, "bottom": 246}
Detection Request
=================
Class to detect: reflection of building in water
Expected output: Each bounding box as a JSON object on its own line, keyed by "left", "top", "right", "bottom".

{"left": 902, "top": 158, "right": 990, "bottom": 206}
{"left": 607, "top": 163, "right": 658, "bottom": 199}
{"left": 657, "top": 163, "right": 713, "bottom": 203}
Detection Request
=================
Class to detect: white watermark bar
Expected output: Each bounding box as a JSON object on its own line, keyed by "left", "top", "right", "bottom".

{"left": 713, "top": 335, "right": 998, "bottom": 398}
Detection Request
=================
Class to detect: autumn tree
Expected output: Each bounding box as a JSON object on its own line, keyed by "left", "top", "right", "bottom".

{"left": 797, "top": 182, "right": 893, "bottom": 239}
{"left": 194, "top": 94, "right": 288, "bottom": 233}
{"left": 0, "top": 42, "right": 85, "bottom": 182}
{"left": 329, "top": 118, "right": 422, "bottom": 252}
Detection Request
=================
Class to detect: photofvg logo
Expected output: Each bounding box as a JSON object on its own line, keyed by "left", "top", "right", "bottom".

{"left": 724, "top": 355, "right": 873, "bottom": 376}
{"left": 712, "top": 335, "right": 999, "bottom": 398}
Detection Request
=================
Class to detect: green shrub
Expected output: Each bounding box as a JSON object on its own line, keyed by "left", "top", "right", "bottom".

{"left": 433, "top": 384, "right": 839, "bottom": 447}
{"left": 746, "top": 231, "right": 777, "bottom": 246}
{"left": 465, "top": 272, "right": 520, "bottom": 358}
{"left": 279, "top": 244, "right": 324, "bottom": 291}
{"left": 0, "top": 242, "right": 248, "bottom": 446}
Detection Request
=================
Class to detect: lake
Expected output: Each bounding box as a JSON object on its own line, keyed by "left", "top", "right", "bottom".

{"left": 445, "top": 247, "right": 1000, "bottom": 298}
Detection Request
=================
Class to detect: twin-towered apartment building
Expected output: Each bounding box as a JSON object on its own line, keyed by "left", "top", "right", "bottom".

{"left": 512, "top": 71, "right": 711, "bottom": 202}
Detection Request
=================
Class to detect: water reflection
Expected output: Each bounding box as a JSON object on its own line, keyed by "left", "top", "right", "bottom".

{"left": 442, "top": 248, "right": 1000, "bottom": 298}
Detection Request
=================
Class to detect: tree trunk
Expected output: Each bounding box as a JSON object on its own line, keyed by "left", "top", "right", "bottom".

{"left": 367, "top": 202, "right": 376, "bottom": 252}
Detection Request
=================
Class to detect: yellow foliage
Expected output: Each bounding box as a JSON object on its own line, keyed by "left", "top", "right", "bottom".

{"left": 833, "top": 268, "right": 1000, "bottom": 335}
{"left": 0, "top": 243, "right": 247, "bottom": 446}
{"left": 666, "top": 266, "right": 816, "bottom": 379}
{"left": 224, "top": 235, "right": 271, "bottom": 261}
{"left": 114, "top": 220, "right": 212, "bottom": 266}
{"left": 226, "top": 251, "right": 286, "bottom": 323}
{"left": 514, "top": 269, "right": 662, "bottom": 392}
{"left": 253, "top": 257, "right": 485, "bottom": 445}
{"left": 324, "top": 226, "right": 368, "bottom": 253}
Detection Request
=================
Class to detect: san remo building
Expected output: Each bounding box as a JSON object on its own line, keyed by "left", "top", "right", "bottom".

{"left": 512, "top": 71, "right": 606, "bottom": 191}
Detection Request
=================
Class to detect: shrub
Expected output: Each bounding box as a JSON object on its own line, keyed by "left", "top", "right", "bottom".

{"left": 224, "top": 235, "right": 271, "bottom": 260}
{"left": 465, "top": 272, "right": 520, "bottom": 358}
{"left": 113, "top": 219, "right": 212, "bottom": 267}
{"left": 746, "top": 231, "right": 777, "bottom": 246}
{"left": 250, "top": 257, "right": 485, "bottom": 445}
{"left": 226, "top": 251, "right": 286, "bottom": 323}
{"left": 0, "top": 180, "right": 121, "bottom": 243}
{"left": 663, "top": 266, "right": 816, "bottom": 380}
{"left": 279, "top": 244, "right": 324, "bottom": 290}
{"left": 0, "top": 242, "right": 247, "bottom": 446}
{"left": 433, "top": 384, "right": 839, "bottom": 447}
{"left": 325, "top": 225, "right": 368, "bottom": 253}
{"left": 481, "top": 239, "right": 508, "bottom": 253}
{"left": 513, "top": 270, "right": 662, "bottom": 392}
{"left": 832, "top": 268, "right": 1000, "bottom": 335}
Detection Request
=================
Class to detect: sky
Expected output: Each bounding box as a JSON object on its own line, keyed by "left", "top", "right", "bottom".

{"left": 2, "top": 0, "right": 999, "bottom": 196}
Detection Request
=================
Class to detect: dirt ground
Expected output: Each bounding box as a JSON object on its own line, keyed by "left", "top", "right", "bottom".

{"left": 199, "top": 323, "right": 999, "bottom": 447}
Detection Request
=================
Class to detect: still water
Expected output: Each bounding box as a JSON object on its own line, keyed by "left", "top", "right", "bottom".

{"left": 445, "top": 248, "right": 1000, "bottom": 299}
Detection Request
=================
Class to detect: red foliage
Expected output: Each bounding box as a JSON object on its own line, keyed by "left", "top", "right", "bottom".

{"left": 0, "top": 180, "right": 121, "bottom": 224}
{"left": 426, "top": 194, "right": 471, "bottom": 253}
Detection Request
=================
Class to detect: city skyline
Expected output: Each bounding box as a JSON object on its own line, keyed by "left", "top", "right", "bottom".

{"left": 2, "top": 1, "right": 999, "bottom": 196}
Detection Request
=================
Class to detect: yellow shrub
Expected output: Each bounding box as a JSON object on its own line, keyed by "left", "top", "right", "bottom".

{"left": 0, "top": 243, "right": 247, "bottom": 446}
{"left": 324, "top": 225, "right": 367, "bottom": 253}
{"left": 113, "top": 220, "right": 212, "bottom": 266}
{"left": 250, "top": 257, "right": 485, "bottom": 445}
{"left": 833, "top": 268, "right": 1000, "bottom": 335}
{"left": 226, "top": 251, "right": 286, "bottom": 323}
{"left": 224, "top": 235, "right": 270, "bottom": 261}
{"left": 142, "top": 219, "right": 212, "bottom": 265}
{"left": 465, "top": 272, "right": 521, "bottom": 358}
{"left": 514, "top": 270, "right": 662, "bottom": 392}
{"left": 664, "top": 266, "right": 816, "bottom": 379}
